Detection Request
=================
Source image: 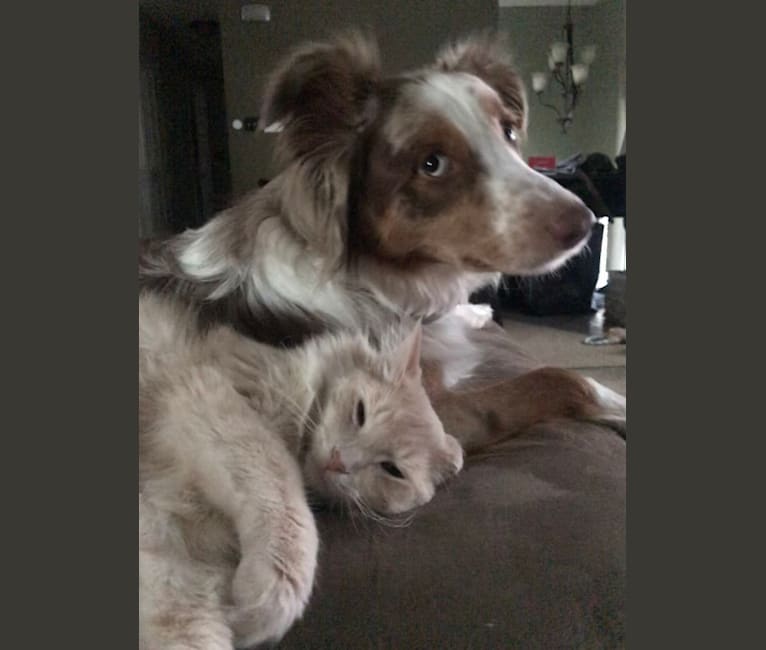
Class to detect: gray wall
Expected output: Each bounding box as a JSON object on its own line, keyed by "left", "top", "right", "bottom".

{"left": 218, "top": 0, "right": 498, "bottom": 198}
{"left": 499, "top": 0, "right": 625, "bottom": 162}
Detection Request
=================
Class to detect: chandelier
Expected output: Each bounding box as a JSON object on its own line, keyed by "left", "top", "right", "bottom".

{"left": 531, "top": 1, "right": 596, "bottom": 134}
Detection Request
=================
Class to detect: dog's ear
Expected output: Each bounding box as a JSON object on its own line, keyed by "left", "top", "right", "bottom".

{"left": 434, "top": 32, "right": 528, "bottom": 133}
{"left": 259, "top": 31, "right": 381, "bottom": 161}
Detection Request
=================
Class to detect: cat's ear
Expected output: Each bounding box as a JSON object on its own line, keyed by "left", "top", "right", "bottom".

{"left": 393, "top": 323, "right": 423, "bottom": 382}
{"left": 259, "top": 31, "right": 381, "bottom": 161}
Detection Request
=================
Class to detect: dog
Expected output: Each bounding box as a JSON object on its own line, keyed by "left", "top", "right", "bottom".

{"left": 140, "top": 31, "right": 625, "bottom": 450}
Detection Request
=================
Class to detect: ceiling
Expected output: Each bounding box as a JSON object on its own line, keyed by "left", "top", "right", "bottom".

{"left": 499, "top": 1, "right": 600, "bottom": 6}
{"left": 139, "top": 1, "right": 603, "bottom": 28}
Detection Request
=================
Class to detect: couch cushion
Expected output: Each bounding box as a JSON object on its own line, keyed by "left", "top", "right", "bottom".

{"left": 278, "top": 421, "right": 625, "bottom": 649}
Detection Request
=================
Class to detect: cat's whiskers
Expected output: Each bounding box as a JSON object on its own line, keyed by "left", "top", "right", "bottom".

{"left": 339, "top": 485, "right": 415, "bottom": 529}
{"left": 344, "top": 496, "right": 361, "bottom": 534}
{"left": 265, "top": 382, "right": 321, "bottom": 431}
{"left": 359, "top": 496, "right": 416, "bottom": 529}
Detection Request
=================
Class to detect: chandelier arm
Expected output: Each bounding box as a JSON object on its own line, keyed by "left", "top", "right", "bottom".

{"left": 566, "top": 82, "right": 580, "bottom": 115}
{"left": 537, "top": 96, "right": 564, "bottom": 119}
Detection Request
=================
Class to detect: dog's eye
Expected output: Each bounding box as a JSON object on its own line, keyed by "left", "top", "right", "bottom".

{"left": 503, "top": 124, "right": 517, "bottom": 144}
{"left": 354, "top": 399, "right": 366, "bottom": 427}
{"left": 420, "top": 153, "right": 449, "bottom": 177}
{"left": 380, "top": 461, "right": 405, "bottom": 479}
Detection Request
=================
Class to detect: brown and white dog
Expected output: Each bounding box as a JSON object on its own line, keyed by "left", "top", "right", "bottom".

{"left": 140, "top": 32, "right": 625, "bottom": 450}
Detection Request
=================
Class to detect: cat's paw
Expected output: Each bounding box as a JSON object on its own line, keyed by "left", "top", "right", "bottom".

{"left": 230, "top": 555, "right": 315, "bottom": 647}
{"left": 229, "top": 520, "right": 318, "bottom": 648}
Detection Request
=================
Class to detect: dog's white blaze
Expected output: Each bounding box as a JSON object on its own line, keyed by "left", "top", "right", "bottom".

{"left": 421, "top": 73, "right": 491, "bottom": 141}
{"left": 410, "top": 73, "right": 566, "bottom": 244}
{"left": 384, "top": 73, "right": 486, "bottom": 153}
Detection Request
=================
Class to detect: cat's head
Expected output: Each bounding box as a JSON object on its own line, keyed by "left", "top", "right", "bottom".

{"left": 301, "top": 323, "right": 463, "bottom": 516}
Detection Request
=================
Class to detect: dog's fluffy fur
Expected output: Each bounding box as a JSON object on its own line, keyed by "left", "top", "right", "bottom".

{"left": 140, "top": 31, "right": 625, "bottom": 446}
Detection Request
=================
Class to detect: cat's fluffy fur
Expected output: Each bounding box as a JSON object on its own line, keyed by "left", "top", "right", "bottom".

{"left": 139, "top": 293, "right": 462, "bottom": 649}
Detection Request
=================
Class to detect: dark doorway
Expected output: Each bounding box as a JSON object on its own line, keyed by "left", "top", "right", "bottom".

{"left": 139, "top": 5, "right": 231, "bottom": 237}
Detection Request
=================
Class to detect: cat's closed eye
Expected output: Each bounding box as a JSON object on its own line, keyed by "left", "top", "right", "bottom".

{"left": 380, "top": 461, "right": 405, "bottom": 479}
{"left": 355, "top": 399, "right": 366, "bottom": 427}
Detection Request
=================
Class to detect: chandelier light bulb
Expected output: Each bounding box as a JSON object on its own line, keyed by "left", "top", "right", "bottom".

{"left": 571, "top": 64, "right": 588, "bottom": 85}
{"left": 550, "top": 41, "right": 568, "bottom": 64}
{"left": 580, "top": 45, "right": 597, "bottom": 65}
{"left": 531, "top": 72, "right": 548, "bottom": 93}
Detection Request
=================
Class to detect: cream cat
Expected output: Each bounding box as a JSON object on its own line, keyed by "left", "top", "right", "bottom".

{"left": 139, "top": 293, "right": 463, "bottom": 649}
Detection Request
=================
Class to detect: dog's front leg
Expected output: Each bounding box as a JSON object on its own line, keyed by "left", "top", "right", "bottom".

{"left": 422, "top": 359, "right": 625, "bottom": 452}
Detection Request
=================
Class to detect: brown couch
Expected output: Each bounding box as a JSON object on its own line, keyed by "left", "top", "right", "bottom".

{"left": 278, "top": 420, "right": 625, "bottom": 648}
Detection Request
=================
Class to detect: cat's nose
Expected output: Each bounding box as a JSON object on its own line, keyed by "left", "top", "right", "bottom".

{"left": 324, "top": 447, "right": 347, "bottom": 474}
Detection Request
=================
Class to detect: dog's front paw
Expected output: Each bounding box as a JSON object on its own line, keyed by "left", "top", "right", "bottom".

{"left": 585, "top": 377, "right": 626, "bottom": 438}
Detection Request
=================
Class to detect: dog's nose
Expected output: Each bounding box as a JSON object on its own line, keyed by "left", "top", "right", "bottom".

{"left": 547, "top": 204, "right": 595, "bottom": 249}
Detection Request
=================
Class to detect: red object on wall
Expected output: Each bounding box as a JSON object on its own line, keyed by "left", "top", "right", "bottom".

{"left": 528, "top": 156, "right": 556, "bottom": 171}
